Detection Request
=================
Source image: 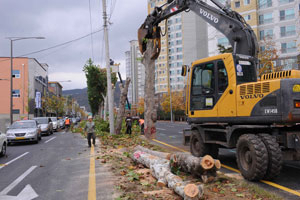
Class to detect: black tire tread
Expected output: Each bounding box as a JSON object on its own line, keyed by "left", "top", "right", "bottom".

{"left": 237, "top": 134, "right": 268, "bottom": 181}
{"left": 258, "top": 134, "right": 282, "bottom": 180}
{"left": 190, "top": 130, "right": 219, "bottom": 158}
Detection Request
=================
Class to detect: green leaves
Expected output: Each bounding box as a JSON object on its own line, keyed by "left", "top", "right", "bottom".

{"left": 126, "top": 171, "right": 139, "bottom": 181}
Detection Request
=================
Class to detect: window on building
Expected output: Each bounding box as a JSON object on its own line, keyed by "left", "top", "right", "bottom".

{"left": 176, "top": 32, "right": 182, "bottom": 38}
{"left": 235, "top": 1, "right": 240, "bottom": 8}
{"left": 176, "top": 40, "right": 182, "bottom": 45}
{"left": 258, "top": 0, "right": 272, "bottom": 8}
{"left": 280, "top": 25, "right": 296, "bottom": 37}
{"left": 12, "top": 90, "right": 20, "bottom": 97}
{"left": 281, "top": 41, "right": 297, "bottom": 53}
{"left": 217, "top": 37, "right": 229, "bottom": 46}
{"left": 12, "top": 70, "right": 20, "bottom": 78}
{"left": 12, "top": 109, "right": 20, "bottom": 114}
{"left": 260, "top": 46, "right": 265, "bottom": 51}
{"left": 259, "top": 29, "right": 273, "bottom": 40}
{"left": 244, "top": 0, "right": 250, "bottom": 5}
{"left": 244, "top": 14, "right": 251, "bottom": 21}
{"left": 280, "top": 8, "right": 295, "bottom": 21}
{"left": 259, "top": 13, "right": 273, "bottom": 24}
{"left": 176, "top": 25, "right": 182, "bottom": 30}
{"left": 177, "top": 55, "right": 183, "bottom": 59}
{"left": 175, "top": 18, "right": 181, "bottom": 23}
{"left": 151, "top": 2, "right": 155, "bottom": 8}
{"left": 279, "top": 0, "right": 293, "bottom": 5}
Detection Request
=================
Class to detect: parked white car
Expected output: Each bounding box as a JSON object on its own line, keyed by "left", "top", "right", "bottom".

{"left": 50, "top": 117, "right": 58, "bottom": 131}
{"left": 0, "top": 131, "right": 7, "bottom": 157}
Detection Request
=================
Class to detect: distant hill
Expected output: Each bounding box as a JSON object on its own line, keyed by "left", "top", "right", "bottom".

{"left": 62, "top": 82, "right": 121, "bottom": 113}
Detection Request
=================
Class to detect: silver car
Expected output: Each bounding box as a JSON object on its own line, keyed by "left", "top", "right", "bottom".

{"left": 0, "top": 131, "right": 7, "bottom": 156}
{"left": 50, "top": 117, "right": 58, "bottom": 131}
{"left": 6, "top": 120, "right": 41, "bottom": 144}
{"left": 34, "top": 117, "right": 53, "bottom": 136}
{"left": 58, "top": 119, "right": 65, "bottom": 129}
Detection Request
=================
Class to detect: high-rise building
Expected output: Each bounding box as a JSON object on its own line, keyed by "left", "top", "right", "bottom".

{"left": 208, "top": 0, "right": 300, "bottom": 69}
{"left": 147, "top": 0, "right": 208, "bottom": 94}
{"left": 125, "top": 40, "right": 145, "bottom": 105}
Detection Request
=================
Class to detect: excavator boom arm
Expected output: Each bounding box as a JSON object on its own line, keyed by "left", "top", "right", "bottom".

{"left": 138, "top": 0, "right": 258, "bottom": 58}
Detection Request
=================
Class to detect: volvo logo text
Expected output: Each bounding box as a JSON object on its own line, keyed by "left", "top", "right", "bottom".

{"left": 200, "top": 8, "right": 219, "bottom": 23}
{"left": 240, "top": 94, "right": 264, "bottom": 99}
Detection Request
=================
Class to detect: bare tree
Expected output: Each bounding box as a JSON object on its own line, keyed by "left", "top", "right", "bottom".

{"left": 115, "top": 78, "right": 131, "bottom": 135}
{"left": 142, "top": 40, "right": 157, "bottom": 139}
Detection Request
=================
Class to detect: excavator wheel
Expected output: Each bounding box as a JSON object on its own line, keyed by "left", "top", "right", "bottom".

{"left": 190, "top": 130, "right": 218, "bottom": 158}
{"left": 236, "top": 134, "right": 268, "bottom": 181}
{"left": 258, "top": 134, "right": 282, "bottom": 180}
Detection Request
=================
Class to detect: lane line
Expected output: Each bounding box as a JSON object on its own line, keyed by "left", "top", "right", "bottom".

{"left": 284, "top": 164, "right": 300, "bottom": 170}
{"left": 0, "top": 152, "right": 29, "bottom": 170}
{"left": 152, "top": 139, "right": 300, "bottom": 198}
{"left": 88, "top": 145, "right": 96, "bottom": 200}
{"left": 0, "top": 165, "right": 37, "bottom": 195}
{"left": 156, "top": 128, "right": 166, "bottom": 131}
{"left": 44, "top": 137, "right": 56, "bottom": 144}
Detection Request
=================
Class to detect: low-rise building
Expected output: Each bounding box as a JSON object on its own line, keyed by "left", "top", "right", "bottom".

{"left": 0, "top": 57, "right": 48, "bottom": 130}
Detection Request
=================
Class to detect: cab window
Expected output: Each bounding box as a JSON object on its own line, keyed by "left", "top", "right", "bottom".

{"left": 190, "top": 63, "right": 214, "bottom": 110}
{"left": 217, "top": 60, "right": 228, "bottom": 93}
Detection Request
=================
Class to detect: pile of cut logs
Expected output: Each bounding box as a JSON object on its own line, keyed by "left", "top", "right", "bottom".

{"left": 131, "top": 145, "right": 221, "bottom": 200}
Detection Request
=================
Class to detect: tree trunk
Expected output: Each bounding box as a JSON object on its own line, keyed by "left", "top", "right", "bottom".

{"left": 170, "top": 153, "right": 221, "bottom": 183}
{"left": 134, "top": 145, "right": 172, "bottom": 160}
{"left": 142, "top": 40, "right": 157, "bottom": 139}
{"left": 132, "top": 151, "right": 203, "bottom": 199}
{"left": 115, "top": 78, "right": 131, "bottom": 135}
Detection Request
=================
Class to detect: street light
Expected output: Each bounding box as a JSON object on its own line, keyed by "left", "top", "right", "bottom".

{"left": 7, "top": 36, "right": 45, "bottom": 124}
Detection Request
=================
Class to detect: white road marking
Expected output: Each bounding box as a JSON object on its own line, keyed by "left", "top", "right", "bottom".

{"left": 0, "top": 152, "right": 29, "bottom": 170}
{"left": 44, "top": 137, "right": 56, "bottom": 144}
{"left": 229, "top": 150, "right": 236, "bottom": 153}
{"left": 178, "top": 132, "right": 183, "bottom": 134}
{"left": 0, "top": 184, "right": 38, "bottom": 200}
{"left": 156, "top": 128, "right": 166, "bottom": 131}
{"left": 0, "top": 166, "right": 37, "bottom": 195}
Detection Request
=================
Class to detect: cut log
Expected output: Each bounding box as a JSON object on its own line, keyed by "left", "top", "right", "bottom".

{"left": 170, "top": 152, "right": 221, "bottom": 182}
{"left": 134, "top": 145, "right": 172, "bottom": 160}
{"left": 132, "top": 151, "right": 203, "bottom": 199}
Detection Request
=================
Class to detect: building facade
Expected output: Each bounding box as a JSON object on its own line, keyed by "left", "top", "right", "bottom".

{"left": 147, "top": 0, "right": 208, "bottom": 94}
{"left": 0, "top": 57, "right": 48, "bottom": 130}
{"left": 48, "top": 81, "right": 63, "bottom": 97}
{"left": 208, "top": 0, "right": 300, "bottom": 69}
{"left": 125, "top": 40, "right": 145, "bottom": 105}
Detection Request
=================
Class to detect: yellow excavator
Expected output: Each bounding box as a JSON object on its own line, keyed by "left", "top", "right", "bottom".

{"left": 138, "top": 0, "right": 300, "bottom": 181}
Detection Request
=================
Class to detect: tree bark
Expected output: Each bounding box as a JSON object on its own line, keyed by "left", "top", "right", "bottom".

{"left": 132, "top": 151, "right": 203, "bottom": 199}
{"left": 142, "top": 40, "right": 157, "bottom": 139}
{"left": 115, "top": 78, "right": 131, "bottom": 135}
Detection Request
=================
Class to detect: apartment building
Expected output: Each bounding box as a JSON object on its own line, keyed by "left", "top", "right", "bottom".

{"left": 0, "top": 57, "right": 48, "bottom": 127}
{"left": 125, "top": 40, "right": 145, "bottom": 105}
{"left": 208, "top": 0, "right": 300, "bottom": 69}
{"left": 148, "top": 0, "right": 208, "bottom": 94}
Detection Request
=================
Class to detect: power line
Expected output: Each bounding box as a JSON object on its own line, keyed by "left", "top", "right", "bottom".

{"left": 88, "top": 0, "right": 95, "bottom": 60}
{"left": 0, "top": 28, "right": 104, "bottom": 64}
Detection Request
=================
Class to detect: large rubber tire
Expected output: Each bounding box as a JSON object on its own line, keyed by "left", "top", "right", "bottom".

{"left": 236, "top": 134, "right": 268, "bottom": 181}
{"left": 258, "top": 134, "right": 282, "bottom": 180}
{"left": 190, "top": 130, "right": 219, "bottom": 158}
{"left": 0, "top": 143, "right": 6, "bottom": 157}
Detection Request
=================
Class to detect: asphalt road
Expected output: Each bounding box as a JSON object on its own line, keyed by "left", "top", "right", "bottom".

{"left": 155, "top": 121, "right": 300, "bottom": 200}
{"left": 0, "top": 129, "right": 114, "bottom": 200}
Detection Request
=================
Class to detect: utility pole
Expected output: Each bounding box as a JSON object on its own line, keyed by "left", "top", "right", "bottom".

{"left": 102, "top": 0, "right": 115, "bottom": 134}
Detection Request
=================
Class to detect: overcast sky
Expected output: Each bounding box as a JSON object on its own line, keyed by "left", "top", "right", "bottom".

{"left": 0, "top": 0, "right": 148, "bottom": 90}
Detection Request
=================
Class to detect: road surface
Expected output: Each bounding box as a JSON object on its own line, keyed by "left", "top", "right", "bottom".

{"left": 0, "top": 129, "right": 114, "bottom": 200}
